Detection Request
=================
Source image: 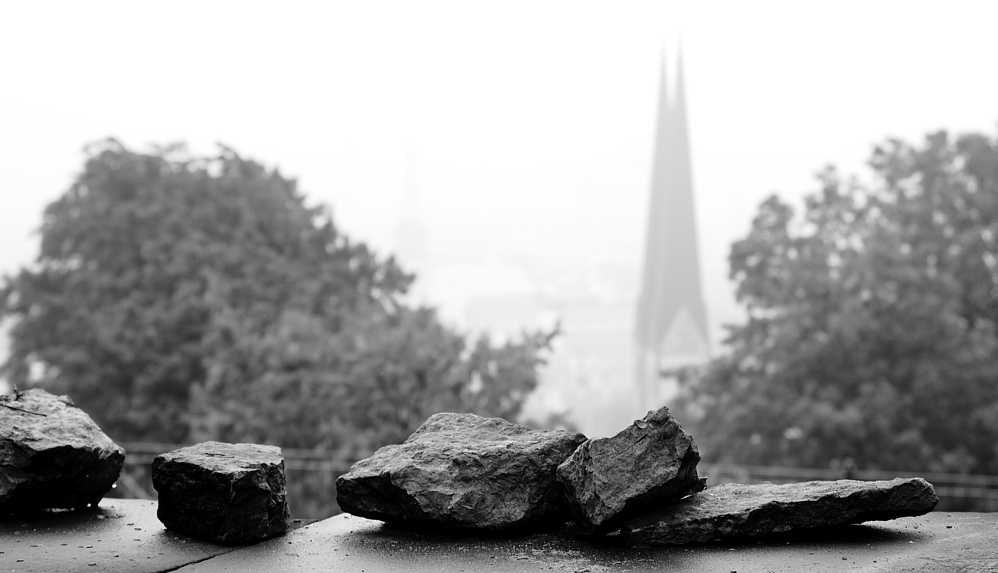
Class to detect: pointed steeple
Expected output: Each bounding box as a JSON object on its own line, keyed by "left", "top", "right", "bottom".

{"left": 636, "top": 53, "right": 672, "bottom": 350}
{"left": 635, "top": 47, "right": 710, "bottom": 404}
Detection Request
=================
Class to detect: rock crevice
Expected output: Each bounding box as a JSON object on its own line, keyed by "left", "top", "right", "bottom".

{"left": 556, "top": 406, "right": 705, "bottom": 533}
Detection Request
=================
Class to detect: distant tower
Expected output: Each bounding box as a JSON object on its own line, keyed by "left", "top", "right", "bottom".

{"left": 394, "top": 149, "right": 431, "bottom": 303}
{"left": 634, "top": 49, "right": 710, "bottom": 408}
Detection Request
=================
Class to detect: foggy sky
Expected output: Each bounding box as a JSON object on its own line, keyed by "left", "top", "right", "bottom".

{"left": 2, "top": 0, "right": 997, "bottom": 343}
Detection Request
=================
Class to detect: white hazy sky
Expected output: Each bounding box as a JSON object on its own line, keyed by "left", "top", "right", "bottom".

{"left": 2, "top": 1, "right": 997, "bottom": 342}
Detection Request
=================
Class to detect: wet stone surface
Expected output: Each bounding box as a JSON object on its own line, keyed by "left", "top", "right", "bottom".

{"left": 177, "top": 510, "right": 998, "bottom": 573}
{"left": 336, "top": 412, "right": 587, "bottom": 532}
{"left": 1, "top": 499, "right": 995, "bottom": 572}
{"left": 0, "top": 388, "right": 125, "bottom": 513}
{"left": 152, "top": 442, "right": 291, "bottom": 545}
{"left": 619, "top": 477, "right": 939, "bottom": 546}
{"left": 556, "top": 406, "right": 704, "bottom": 533}
{"left": 0, "top": 499, "right": 237, "bottom": 573}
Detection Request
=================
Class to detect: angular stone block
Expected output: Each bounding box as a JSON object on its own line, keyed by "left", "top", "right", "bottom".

{"left": 0, "top": 388, "right": 124, "bottom": 513}
{"left": 152, "top": 441, "right": 291, "bottom": 545}
{"left": 620, "top": 477, "right": 939, "bottom": 545}
{"left": 336, "top": 412, "right": 587, "bottom": 532}
{"left": 556, "top": 406, "right": 704, "bottom": 533}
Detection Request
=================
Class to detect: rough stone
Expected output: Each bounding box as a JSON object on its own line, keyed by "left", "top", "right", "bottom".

{"left": 0, "top": 388, "right": 125, "bottom": 513}
{"left": 620, "top": 477, "right": 939, "bottom": 545}
{"left": 556, "top": 406, "right": 704, "bottom": 533}
{"left": 152, "top": 441, "right": 291, "bottom": 545}
{"left": 336, "top": 412, "right": 588, "bottom": 532}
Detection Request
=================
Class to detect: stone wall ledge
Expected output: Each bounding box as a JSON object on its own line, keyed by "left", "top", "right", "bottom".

{"left": 3, "top": 499, "right": 996, "bottom": 572}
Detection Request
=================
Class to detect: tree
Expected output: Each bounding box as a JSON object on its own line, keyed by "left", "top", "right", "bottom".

{"left": 190, "top": 303, "right": 555, "bottom": 457}
{"left": 675, "top": 129, "right": 998, "bottom": 476}
{"left": 1, "top": 139, "right": 552, "bottom": 457}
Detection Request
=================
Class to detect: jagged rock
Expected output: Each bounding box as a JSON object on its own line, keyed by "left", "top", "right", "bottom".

{"left": 620, "top": 477, "right": 939, "bottom": 545}
{"left": 336, "top": 412, "right": 588, "bottom": 532}
{"left": 556, "top": 406, "right": 704, "bottom": 533}
{"left": 0, "top": 389, "right": 125, "bottom": 513}
{"left": 152, "top": 442, "right": 291, "bottom": 545}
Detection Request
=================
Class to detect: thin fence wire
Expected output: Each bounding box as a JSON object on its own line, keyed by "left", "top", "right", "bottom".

{"left": 112, "top": 443, "right": 998, "bottom": 516}
{"left": 112, "top": 442, "right": 355, "bottom": 517}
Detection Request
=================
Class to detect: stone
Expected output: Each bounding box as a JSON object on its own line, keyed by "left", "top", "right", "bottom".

{"left": 0, "top": 388, "right": 125, "bottom": 513}
{"left": 556, "top": 406, "right": 704, "bottom": 533}
{"left": 620, "top": 477, "right": 939, "bottom": 546}
{"left": 152, "top": 441, "right": 291, "bottom": 545}
{"left": 336, "top": 412, "right": 588, "bottom": 532}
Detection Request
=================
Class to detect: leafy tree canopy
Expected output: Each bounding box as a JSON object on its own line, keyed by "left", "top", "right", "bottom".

{"left": 1, "top": 139, "right": 552, "bottom": 457}
{"left": 676, "top": 129, "right": 998, "bottom": 475}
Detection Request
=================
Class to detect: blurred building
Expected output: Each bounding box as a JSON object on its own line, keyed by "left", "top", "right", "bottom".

{"left": 396, "top": 50, "right": 710, "bottom": 437}
{"left": 633, "top": 51, "right": 710, "bottom": 409}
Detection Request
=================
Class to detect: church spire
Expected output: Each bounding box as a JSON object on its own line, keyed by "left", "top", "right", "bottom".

{"left": 634, "top": 46, "right": 710, "bottom": 406}
{"left": 635, "top": 54, "right": 672, "bottom": 350}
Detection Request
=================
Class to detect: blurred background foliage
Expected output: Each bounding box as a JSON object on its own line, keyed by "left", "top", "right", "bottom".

{"left": 4, "top": 129, "right": 998, "bottom": 516}
{"left": 674, "top": 130, "right": 998, "bottom": 479}
{"left": 0, "top": 140, "right": 554, "bottom": 516}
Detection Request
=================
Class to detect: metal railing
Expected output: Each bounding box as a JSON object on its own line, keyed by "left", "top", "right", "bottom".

{"left": 113, "top": 442, "right": 355, "bottom": 504}
{"left": 112, "top": 443, "right": 998, "bottom": 512}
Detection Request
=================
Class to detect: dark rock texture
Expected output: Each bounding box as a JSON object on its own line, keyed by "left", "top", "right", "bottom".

{"left": 621, "top": 477, "right": 939, "bottom": 546}
{"left": 0, "top": 389, "right": 125, "bottom": 512}
{"left": 336, "top": 412, "right": 588, "bottom": 532}
{"left": 152, "top": 441, "right": 291, "bottom": 545}
{"left": 556, "top": 406, "right": 703, "bottom": 533}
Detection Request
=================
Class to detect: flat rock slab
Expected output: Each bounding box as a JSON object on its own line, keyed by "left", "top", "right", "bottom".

{"left": 557, "top": 406, "right": 703, "bottom": 533}
{"left": 3, "top": 500, "right": 995, "bottom": 572}
{"left": 152, "top": 442, "right": 291, "bottom": 545}
{"left": 620, "top": 478, "right": 938, "bottom": 546}
{"left": 0, "top": 389, "right": 125, "bottom": 512}
{"left": 0, "top": 499, "right": 238, "bottom": 573}
{"left": 336, "top": 412, "right": 587, "bottom": 532}
{"left": 176, "top": 511, "right": 998, "bottom": 573}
